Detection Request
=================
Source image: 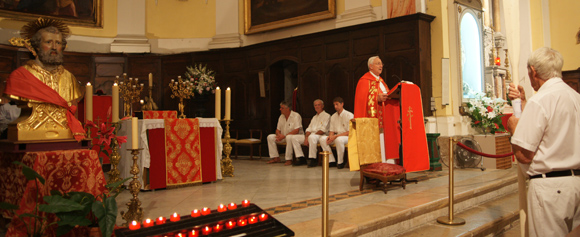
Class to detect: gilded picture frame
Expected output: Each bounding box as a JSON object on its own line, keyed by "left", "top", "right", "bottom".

{"left": 244, "top": 0, "right": 336, "bottom": 35}
{"left": 0, "top": 0, "right": 103, "bottom": 28}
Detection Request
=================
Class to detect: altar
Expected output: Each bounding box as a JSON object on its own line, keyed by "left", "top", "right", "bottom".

{"left": 118, "top": 117, "right": 223, "bottom": 190}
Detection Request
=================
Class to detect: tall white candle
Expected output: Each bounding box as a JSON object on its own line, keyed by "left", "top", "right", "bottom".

{"left": 225, "top": 87, "right": 231, "bottom": 120}
{"left": 149, "top": 73, "right": 153, "bottom": 87}
{"left": 132, "top": 117, "right": 139, "bottom": 149}
{"left": 215, "top": 87, "right": 221, "bottom": 120}
{"left": 112, "top": 83, "right": 119, "bottom": 123}
{"left": 86, "top": 82, "right": 93, "bottom": 122}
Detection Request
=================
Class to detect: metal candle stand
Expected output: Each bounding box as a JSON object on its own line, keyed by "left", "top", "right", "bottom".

{"left": 121, "top": 148, "right": 144, "bottom": 226}
{"left": 220, "top": 119, "right": 234, "bottom": 177}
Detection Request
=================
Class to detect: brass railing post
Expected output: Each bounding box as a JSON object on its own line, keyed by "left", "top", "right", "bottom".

{"left": 437, "top": 137, "right": 466, "bottom": 225}
{"left": 321, "top": 151, "right": 330, "bottom": 236}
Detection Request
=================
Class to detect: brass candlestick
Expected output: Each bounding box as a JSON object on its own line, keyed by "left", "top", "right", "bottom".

{"left": 221, "top": 119, "right": 234, "bottom": 177}
{"left": 107, "top": 122, "right": 122, "bottom": 192}
{"left": 117, "top": 74, "right": 144, "bottom": 117}
{"left": 121, "top": 148, "right": 144, "bottom": 226}
{"left": 169, "top": 76, "right": 195, "bottom": 119}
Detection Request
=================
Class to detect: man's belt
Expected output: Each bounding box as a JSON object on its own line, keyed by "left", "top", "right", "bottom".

{"left": 529, "top": 170, "right": 580, "bottom": 179}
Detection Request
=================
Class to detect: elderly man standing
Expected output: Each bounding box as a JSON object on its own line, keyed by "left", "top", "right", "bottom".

{"left": 353, "top": 56, "right": 391, "bottom": 163}
{"left": 507, "top": 47, "right": 580, "bottom": 237}
{"left": 290, "top": 99, "right": 330, "bottom": 167}
{"left": 267, "top": 101, "right": 304, "bottom": 166}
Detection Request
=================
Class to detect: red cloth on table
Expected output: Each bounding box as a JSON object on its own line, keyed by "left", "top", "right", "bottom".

{"left": 144, "top": 110, "right": 177, "bottom": 119}
{"left": 5, "top": 67, "right": 85, "bottom": 141}
{"left": 164, "top": 118, "right": 202, "bottom": 186}
{"left": 148, "top": 128, "right": 167, "bottom": 189}
{"left": 0, "top": 149, "right": 107, "bottom": 237}
{"left": 200, "top": 127, "right": 216, "bottom": 183}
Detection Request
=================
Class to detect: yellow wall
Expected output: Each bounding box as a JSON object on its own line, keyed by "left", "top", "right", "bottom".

{"left": 426, "top": 0, "right": 451, "bottom": 116}
{"left": 548, "top": 0, "right": 580, "bottom": 70}
{"left": 146, "top": 0, "right": 215, "bottom": 38}
{"left": 0, "top": 0, "right": 117, "bottom": 37}
{"left": 370, "top": 0, "right": 382, "bottom": 7}
{"left": 529, "top": 0, "right": 544, "bottom": 50}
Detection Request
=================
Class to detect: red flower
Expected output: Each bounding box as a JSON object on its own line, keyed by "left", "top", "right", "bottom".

{"left": 494, "top": 123, "right": 499, "bottom": 129}
{"left": 115, "top": 135, "right": 127, "bottom": 145}
{"left": 486, "top": 106, "right": 493, "bottom": 112}
{"left": 474, "top": 121, "right": 481, "bottom": 125}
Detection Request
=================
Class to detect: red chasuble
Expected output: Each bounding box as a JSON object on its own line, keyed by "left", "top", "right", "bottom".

{"left": 5, "top": 67, "right": 86, "bottom": 141}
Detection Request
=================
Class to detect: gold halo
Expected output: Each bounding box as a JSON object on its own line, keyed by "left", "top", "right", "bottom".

{"left": 20, "top": 17, "right": 70, "bottom": 40}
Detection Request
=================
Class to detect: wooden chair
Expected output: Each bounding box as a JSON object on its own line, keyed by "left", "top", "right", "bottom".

{"left": 235, "top": 129, "right": 262, "bottom": 159}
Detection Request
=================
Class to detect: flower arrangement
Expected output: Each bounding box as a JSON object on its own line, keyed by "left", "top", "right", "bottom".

{"left": 85, "top": 107, "right": 129, "bottom": 164}
{"left": 185, "top": 64, "right": 217, "bottom": 96}
{"left": 465, "top": 93, "right": 507, "bottom": 134}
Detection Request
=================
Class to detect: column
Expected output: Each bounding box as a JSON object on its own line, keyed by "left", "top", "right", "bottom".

{"left": 335, "top": 0, "right": 376, "bottom": 28}
{"left": 110, "top": 0, "right": 151, "bottom": 53}
{"left": 208, "top": 0, "right": 242, "bottom": 49}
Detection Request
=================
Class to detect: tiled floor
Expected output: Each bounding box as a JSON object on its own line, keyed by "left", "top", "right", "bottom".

{"left": 114, "top": 156, "right": 520, "bottom": 236}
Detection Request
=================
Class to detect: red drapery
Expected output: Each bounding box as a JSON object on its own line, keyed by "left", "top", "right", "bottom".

{"left": 164, "top": 118, "right": 202, "bottom": 186}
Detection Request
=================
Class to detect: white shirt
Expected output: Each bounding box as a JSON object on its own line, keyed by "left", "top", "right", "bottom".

{"left": 370, "top": 71, "right": 388, "bottom": 93}
{"left": 305, "top": 111, "right": 330, "bottom": 134}
{"left": 277, "top": 111, "right": 304, "bottom": 135}
{"left": 329, "top": 109, "right": 354, "bottom": 134}
{"left": 511, "top": 78, "right": 580, "bottom": 176}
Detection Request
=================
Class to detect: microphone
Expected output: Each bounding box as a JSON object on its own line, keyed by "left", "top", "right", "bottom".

{"left": 392, "top": 74, "right": 402, "bottom": 83}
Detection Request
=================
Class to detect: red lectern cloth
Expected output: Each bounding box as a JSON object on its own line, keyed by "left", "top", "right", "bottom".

{"left": 79, "top": 95, "right": 113, "bottom": 164}
{"left": 385, "top": 83, "right": 430, "bottom": 173}
{"left": 148, "top": 128, "right": 167, "bottom": 189}
{"left": 144, "top": 110, "right": 177, "bottom": 119}
{"left": 0, "top": 149, "right": 106, "bottom": 237}
{"left": 200, "top": 127, "right": 216, "bottom": 182}
{"left": 164, "top": 118, "right": 202, "bottom": 186}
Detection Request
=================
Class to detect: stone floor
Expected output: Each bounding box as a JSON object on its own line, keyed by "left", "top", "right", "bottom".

{"left": 112, "top": 156, "right": 522, "bottom": 236}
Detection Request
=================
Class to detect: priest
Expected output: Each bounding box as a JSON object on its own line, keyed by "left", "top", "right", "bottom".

{"left": 353, "top": 56, "right": 392, "bottom": 163}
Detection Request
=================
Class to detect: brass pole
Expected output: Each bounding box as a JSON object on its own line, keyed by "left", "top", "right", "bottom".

{"left": 107, "top": 122, "right": 122, "bottom": 192}
{"left": 121, "top": 148, "right": 144, "bottom": 226}
{"left": 221, "top": 119, "right": 234, "bottom": 177}
{"left": 437, "top": 137, "right": 465, "bottom": 225}
{"left": 321, "top": 151, "right": 330, "bottom": 237}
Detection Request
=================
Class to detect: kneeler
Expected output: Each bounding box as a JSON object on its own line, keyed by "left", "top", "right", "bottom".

{"left": 348, "top": 118, "right": 406, "bottom": 194}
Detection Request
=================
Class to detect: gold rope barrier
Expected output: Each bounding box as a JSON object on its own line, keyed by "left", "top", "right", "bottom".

{"left": 437, "top": 137, "right": 466, "bottom": 225}
{"left": 321, "top": 151, "right": 330, "bottom": 236}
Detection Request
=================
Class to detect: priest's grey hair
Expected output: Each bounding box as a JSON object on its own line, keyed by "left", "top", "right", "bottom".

{"left": 313, "top": 99, "right": 324, "bottom": 105}
{"left": 368, "top": 56, "right": 380, "bottom": 70}
{"left": 527, "top": 47, "right": 563, "bottom": 80}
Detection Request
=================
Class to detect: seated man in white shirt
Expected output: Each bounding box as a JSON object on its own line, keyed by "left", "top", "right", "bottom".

{"left": 320, "top": 97, "right": 354, "bottom": 169}
{"left": 0, "top": 98, "right": 21, "bottom": 139}
{"left": 266, "top": 101, "right": 304, "bottom": 166}
{"left": 289, "top": 99, "right": 330, "bottom": 167}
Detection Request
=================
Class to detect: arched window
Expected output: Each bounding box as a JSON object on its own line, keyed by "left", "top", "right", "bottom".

{"left": 459, "top": 8, "right": 484, "bottom": 99}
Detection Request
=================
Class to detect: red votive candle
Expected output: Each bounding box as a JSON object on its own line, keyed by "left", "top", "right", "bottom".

{"left": 143, "top": 218, "right": 154, "bottom": 228}
{"left": 129, "top": 220, "right": 141, "bottom": 230}
{"left": 249, "top": 215, "right": 258, "bottom": 224}
{"left": 242, "top": 199, "right": 250, "bottom": 207}
{"left": 226, "top": 220, "right": 236, "bottom": 229}
{"left": 228, "top": 202, "right": 237, "bottom": 210}
{"left": 202, "top": 226, "right": 212, "bottom": 235}
{"left": 238, "top": 218, "right": 247, "bottom": 227}
{"left": 217, "top": 204, "right": 227, "bottom": 212}
{"left": 191, "top": 209, "right": 200, "bottom": 217}
{"left": 170, "top": 212, "right": 180, "bottom": 222}
{"left": 201, "top": 207, "right": 211, "bottom": 215}
{"left": 176, "top": 233, "right": 185, "bottom": 237}
{"left": 259, "top": 213, "right": 268, "bottom": 221}
{"left": 188, "top": 229, "right": 199, "bottom": 237}
{"left": 156, "top": 216, "right": 166, "bottom": 225}
{"left": 214, "top": 223, "right": 223, "bottom": 232}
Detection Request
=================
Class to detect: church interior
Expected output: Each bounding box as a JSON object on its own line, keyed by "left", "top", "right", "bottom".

{"left": 0, "top": 0, "right": 579, "bottom": 236}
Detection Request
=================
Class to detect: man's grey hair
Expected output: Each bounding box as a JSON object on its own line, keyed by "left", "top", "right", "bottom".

{"left": 280, "top": 101, "right": 291, "bottom": 109}
{"left": 527, "top": 47, "right": 563, "bottom": 80}
{"left": 368, "top": 56, "right": 380, "bottom": 70}
{"left": 313, "top": 99, "right": 324, "bottom": 106}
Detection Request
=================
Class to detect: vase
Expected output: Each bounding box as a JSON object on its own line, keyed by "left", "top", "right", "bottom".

{"left": 191, "top": 93, "right": 210, "bottom": 118}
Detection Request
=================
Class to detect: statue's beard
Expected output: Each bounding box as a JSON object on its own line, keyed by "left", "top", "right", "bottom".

{"left": 38, "top": 49, "right": 63, "bottom": 66}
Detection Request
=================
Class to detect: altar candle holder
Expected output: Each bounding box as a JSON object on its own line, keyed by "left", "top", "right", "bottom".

{"left": 189, "top": 229, "right": 199, "bottom": 237}
{"left": 226, "top": 220, "right": 236, "bottom": 229}
{"left": 228, "top": 202, "right": 237, "bottom": 210}
{"left": 220, "top": 119, "right": 234, "bottom": 177}
{"left": 248, "top": 215, "right": 258, "bottom": 224}
{"left": 201, "top": 207, "right": 211, "bottom": 216}
{"left": 121, "top": 148, "right": 144, "bottom": 226}
{"left": 169, "top": 76, "right": 195, "bottom": 119}
{"left": 117, "top": 74, "right": 144, "bottom": 117}
{"left": 217, "top": 204, "right": 226, "bottom": 212}
{"left": 242, "top": 199, "right": 250, "bottom": 207}
{"left": 156, "top": 216, "right": 166, "bottom": 225}
{"left": 202, "top": 226, "right": 212, "bottom": 235}
{"left": 107, "top": 122, "right": 122, "bottom": 192}
{"left": 259, "top": 213, "right": 268, "bottom": 221}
